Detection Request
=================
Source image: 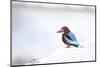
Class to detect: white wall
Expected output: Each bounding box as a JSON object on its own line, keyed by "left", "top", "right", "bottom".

{"left": 0, "top": 0, "right": 100, "bottom": 67}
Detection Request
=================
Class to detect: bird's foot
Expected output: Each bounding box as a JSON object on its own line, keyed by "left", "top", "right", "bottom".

{"left": 65, "top": 45, "right": 70, "bottom": 48}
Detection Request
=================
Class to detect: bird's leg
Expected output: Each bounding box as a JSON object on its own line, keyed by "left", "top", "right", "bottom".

{"left": 67, "top": 45, "right": 70, "bottom": 48}
{"left": 65, "top": 45, "right": 70, "bottom": 48}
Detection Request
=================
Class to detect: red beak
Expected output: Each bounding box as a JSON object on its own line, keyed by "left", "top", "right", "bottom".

{"left": 56, "top": 29, "right": 64, "bottom": 33}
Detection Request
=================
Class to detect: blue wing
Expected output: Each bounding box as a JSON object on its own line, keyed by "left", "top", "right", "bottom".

{"left": 64, "top": 32, "right": 79, "bottom": 46}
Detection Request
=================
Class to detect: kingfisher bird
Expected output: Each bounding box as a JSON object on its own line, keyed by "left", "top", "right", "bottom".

{"left": 56, "top": 26, "right": 79, "bottom": 48}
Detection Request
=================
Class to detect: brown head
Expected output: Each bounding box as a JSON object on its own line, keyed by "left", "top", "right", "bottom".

{"left": 56, "top": 26, "right": 70, "bottom": 34}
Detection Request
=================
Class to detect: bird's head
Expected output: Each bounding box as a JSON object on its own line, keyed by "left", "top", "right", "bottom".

{"left": 56, "top": 26, "right": 70, "bottom": 33}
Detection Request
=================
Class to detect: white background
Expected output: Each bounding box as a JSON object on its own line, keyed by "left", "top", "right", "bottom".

{"left": 0, "top": 0, "right": 100, "bottom": 67}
